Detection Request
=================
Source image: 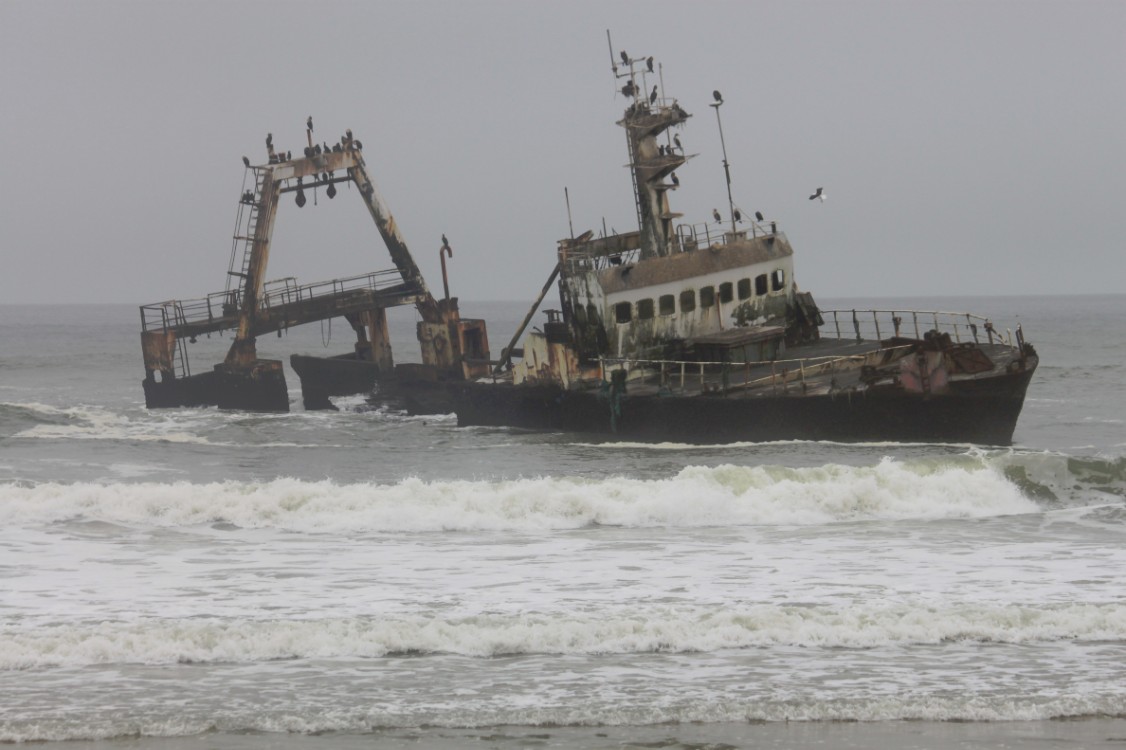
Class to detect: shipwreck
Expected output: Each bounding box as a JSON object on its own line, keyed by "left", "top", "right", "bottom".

{"left": 139, "top": 40, "right": 1037, "bottom": 446}
{"left": 444, "top": 38, "right": 1039, "bottom": 445}
{"left": 139, "top": 124, "right": 490, "bottom": 412}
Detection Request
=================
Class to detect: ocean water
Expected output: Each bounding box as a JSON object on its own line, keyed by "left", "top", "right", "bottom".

{"left": 1, "top": 295, "right": 1125, "bottom": 748}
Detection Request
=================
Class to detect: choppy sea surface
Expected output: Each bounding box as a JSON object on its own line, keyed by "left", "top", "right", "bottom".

{"left": 2, "top": 295, "right": 1125, "bottom": 749}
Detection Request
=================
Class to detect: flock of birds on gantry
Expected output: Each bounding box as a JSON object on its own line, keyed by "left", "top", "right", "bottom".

{"left": 616, "top": 48, "right": 827, "bottom": 228}
{"left": 240, "top": 117, "right": 363, "bottom": 170}
{"left": 237, "top": 94, "right": 827, "bottom": 225}
{"left": 239, "top": 117, "right": 373, "bottom": 206}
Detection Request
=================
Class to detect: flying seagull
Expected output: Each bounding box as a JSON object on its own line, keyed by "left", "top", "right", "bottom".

{"left": 809, "top": 187, "right": 826, "bottom": 202}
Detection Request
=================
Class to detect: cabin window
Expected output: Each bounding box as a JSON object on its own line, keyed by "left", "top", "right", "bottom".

{"left": 755, "top": 274, "right": 769, "bottom": 296}
{"left": 659, "top": 294, "right": 676, "bottom": 316}
{"left": 638, "top": 298, "right": 655, "bottom": 320}
{"left": 573, "top": 305, "right": 587, "bottom": 325}
{"left": 719, "top": 282, "right": 734, "bottom": 303}
{"left": 737, "top": 278, "right": 752, "bottom": 301}
{"left": 614, "top": 302, "right": 632, "bottom": 324}
{"left": 680, "top": 290, "right": 696, "bottom": 313}
{"left": 700, "top": 286, "right": 715, "bottom": 308}
{"left": 772, "top": 269, "right": 785, "bottom": 291}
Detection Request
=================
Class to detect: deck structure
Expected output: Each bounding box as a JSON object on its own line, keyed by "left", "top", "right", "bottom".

{"left": 140, "top": 125, "right": 488, "bottom": 411}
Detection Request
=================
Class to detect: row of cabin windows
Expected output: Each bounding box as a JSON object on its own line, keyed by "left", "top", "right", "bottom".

{"left": 613, "top": 269, "right": 786, "bottom": 324}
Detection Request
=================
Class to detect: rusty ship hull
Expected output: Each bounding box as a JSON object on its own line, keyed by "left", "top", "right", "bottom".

{"left": 452, "top": 348, "right": 1038, "bottom": 446}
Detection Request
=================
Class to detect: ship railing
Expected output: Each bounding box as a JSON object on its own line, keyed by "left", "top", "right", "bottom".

{"left": 260, "top": 269, "right": 404, "bottom": 311}
{"left": 140, "top": 269, "right": 404, "bottom": 333}
{"left": 675, "top": 220, "right": 778, "bottom": 252}
{"left": 818, "top": 309, "right": 1017, "bottom": 348}
{"left": 140, "top": 295, "right": 233, "bottom": 334}
{"left": 598, "top": 346, "right": 914, "bottom": 394}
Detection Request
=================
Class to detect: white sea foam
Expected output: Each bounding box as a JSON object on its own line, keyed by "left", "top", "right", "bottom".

{"left": 0, "top": 458, "right": 1039, "bottom": 531}
{"left": 4, "top": 402, "right": 348, "bottom": 448}
{"left": 5, "top": 694, "right": 1126, "bottom": 743}
{"left": 3, "top": 603, "right": 1124, "bottom": 668}
{"left": 8, "top": 402, "right": 216, "bottom": 444}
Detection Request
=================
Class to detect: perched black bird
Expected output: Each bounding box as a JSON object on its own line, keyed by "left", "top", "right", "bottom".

{"left": 621, "top": 81, "right": 636, "bottom": 98}
{"left": 346, "top": 128, "right": 353, "bottom": 140}
{"left": 307, "top": 116, "right": 314, "bottom": 133}
{"left": 649, "top": 85, "right": 658, "bottom": 104}
{"left": 332, "top": 143, "right": 342, "bottom": 153}
{"left": 646, "top": 56, "right": 654, "bottom": 72}
{"left": 659, "top": 144, "right": 666, "bottom": 156}
{"left": 809, "top": 187, "right": 826, "bottom": 202}
{"left": 442, "top": 233, "right": 449, "bottom": 247}
{"left": 712, "top": 90, "right": 723, "bottom": 104}
{"left": 286, "top": 150, "right": 292, "bottom": 161}
{"left": 755, "top": 210, "right": 764, "bottom": 222}
{"left": 734, "top": 209, "right": 742, "bottom": 223}
{"left": 314, "top": 143, "right": 322, "bottom": 155}
{"left": 673, "top": 134, "right": 682, "bottom": 151}
{"left": 671, "top": 172, "right": 679, "bottom": 186}
{"left": 324, "top": 142, "right": 330, "bottom": 152}
{"left": 620, "top": 50, "right": 629, "bottom": 65}
{"left": 354, "top": 140, "right": 362, "bottom": 150}
{"left": 266, "top": 132, "right": 273, "bottom": 147}
{"left": 713, "top": 208, "right": 722, "bottom": 224}
{"left": 242, "top": 156, "right": 250, "bottom": 168}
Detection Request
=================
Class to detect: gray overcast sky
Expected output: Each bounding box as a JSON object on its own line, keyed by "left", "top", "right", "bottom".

{"left": 1, "top": 0, "right": 1123, "bottom": 306}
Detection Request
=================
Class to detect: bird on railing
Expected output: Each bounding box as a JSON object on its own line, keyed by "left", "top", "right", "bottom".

{"left": 712, "top": 209, "right": 722, "bottom": 224}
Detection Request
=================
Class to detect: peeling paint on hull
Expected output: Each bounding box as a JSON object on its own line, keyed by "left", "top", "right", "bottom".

{"left": 452, "top": 358, "right": 1037, "bottom": 446}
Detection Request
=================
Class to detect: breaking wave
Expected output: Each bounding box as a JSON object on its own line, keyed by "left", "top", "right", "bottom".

{"left": 5, "top": 603, "right": 1125, "bottom": 668}
{"left": 0, "top": 456, "right": 1049, "bottom": 531}
{"left": 2, "top": 451, "right": 1123, "bottom": 532}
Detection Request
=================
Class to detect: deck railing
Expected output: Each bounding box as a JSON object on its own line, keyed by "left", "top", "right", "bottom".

{"left": 818, "top": 309, "right": 1013, "bottom": 347}
{"left": 598, "top": 345, "right": 913, "bottom": 394}
{"left": 140, "top": 269, "right": 405, "bottom": 333}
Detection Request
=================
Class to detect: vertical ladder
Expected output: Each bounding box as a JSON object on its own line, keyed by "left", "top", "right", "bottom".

{"left": 624, "top": 130, "right": 643, "bottom": 234}
{"left": 226, "top": 168, "right": 268, "bottom": 295}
